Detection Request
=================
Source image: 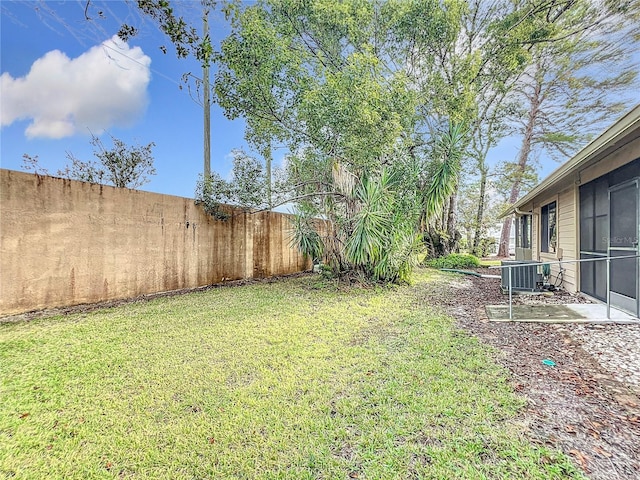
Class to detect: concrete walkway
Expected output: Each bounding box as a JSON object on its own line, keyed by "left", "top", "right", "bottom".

{"left": 566, "top": 303, "right": 639, "bottom": 322}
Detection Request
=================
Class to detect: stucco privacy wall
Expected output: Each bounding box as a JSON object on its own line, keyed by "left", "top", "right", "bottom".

{"left": 0, "top": 169, "right": 310, "bottom": 316}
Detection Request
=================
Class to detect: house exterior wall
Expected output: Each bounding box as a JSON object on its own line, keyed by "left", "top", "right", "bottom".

{"left": 518, "top": 135, "right": 640, "bottom": 295}
{"left": 0, "top": 169, "right": 311, "bottom": 316}
{"left": 514, "top": 247, "right": 532, "bottom": 260}
{"left": 527, "top": 186, "right": 578, "bottom": 292}
{"left": 557, "top": 187, "right": 578, "bottom": 291}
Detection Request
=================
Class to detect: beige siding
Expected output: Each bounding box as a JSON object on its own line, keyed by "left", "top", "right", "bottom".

{"left": 511, "top": 109, "right": 640, "bottom": 303}
{"left": 556, "top": 186, "right": 578, "bottom": 292}
{"left": 527, "top": 189, "right": 579, "bottom": 292}
{"left": 523, "top": 135, "right": 640, "bottom": 295}
{"left": 532, "top": 206, "right": 539, "bottom": 262}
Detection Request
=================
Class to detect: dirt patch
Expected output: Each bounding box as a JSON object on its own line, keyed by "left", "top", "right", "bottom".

{"left": 421, "top": 270, "right": 640, "bottom": 480}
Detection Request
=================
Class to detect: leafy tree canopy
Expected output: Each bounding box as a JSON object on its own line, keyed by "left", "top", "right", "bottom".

{"left": 23, "top": 134, "right": 156, "bottom": 189}
{"left": 83, "top": 0, "right": 633, "bottom": 278}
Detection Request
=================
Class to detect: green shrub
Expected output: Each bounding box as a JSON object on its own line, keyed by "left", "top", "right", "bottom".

{"left": 426, "top": 253, "right": 480, "bottom": 269}
{"left": 319, "top": 263, "right": 335, "bottom": 279}
{"left": 475, "top": 237, "right": 497, "bottom": 257}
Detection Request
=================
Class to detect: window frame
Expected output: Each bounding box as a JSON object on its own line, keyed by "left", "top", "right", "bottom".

{"left": 541, "top": 201, "right": 557, "bottom": 254}
{"left": 515, "top": 215, "right": 531, "bottom": 249}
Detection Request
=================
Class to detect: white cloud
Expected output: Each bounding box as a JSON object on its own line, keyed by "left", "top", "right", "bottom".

{"left": 1, "top": 36, "right": 151, "bottom": 139}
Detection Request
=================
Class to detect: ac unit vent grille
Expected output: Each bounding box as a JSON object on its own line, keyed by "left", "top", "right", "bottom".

{"left": 500, "top": 260, "right": 541, "bottom": 292}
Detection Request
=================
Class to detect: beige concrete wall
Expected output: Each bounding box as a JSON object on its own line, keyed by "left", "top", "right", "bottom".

{"left": 0, "top": 169, "right": 310, "bottom": 316}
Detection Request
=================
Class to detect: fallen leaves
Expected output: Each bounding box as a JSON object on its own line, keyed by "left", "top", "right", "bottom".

{"left": 568, "top": 449, "right": 590, "bottom": 472}
{"left": 586, "top": 419, "right": 603, "bottom": 430}
{"left": 592, "top": 446, "right": 612, "bottom": 458}
{"left": 427, "top": 272, "right": 640, "bottom": 479}
{"left": 585, "top": 419, "right": 602, "bottom": 439}
{"left": 621, "top": 398, "right": 639, "bottom": 408}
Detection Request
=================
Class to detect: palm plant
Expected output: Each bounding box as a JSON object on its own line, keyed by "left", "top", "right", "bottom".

{"left": 290, "top": 123, "right": 466, "bottom": 283}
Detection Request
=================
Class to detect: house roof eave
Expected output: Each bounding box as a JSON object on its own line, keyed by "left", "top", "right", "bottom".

{"left": 507, "top": 104, "right": 640, "bottom": 215}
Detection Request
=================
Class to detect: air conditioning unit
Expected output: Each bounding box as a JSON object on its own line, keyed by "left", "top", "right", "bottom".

{"left": 500, "top": 260, "right": 541, "bottom": 292}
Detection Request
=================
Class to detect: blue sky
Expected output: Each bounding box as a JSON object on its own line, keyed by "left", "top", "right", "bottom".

{"left": 1, "top": 1, "right": 638, "bottom": 200}
{"left": 1, "top": 0, "right": 259, "bottom": 198}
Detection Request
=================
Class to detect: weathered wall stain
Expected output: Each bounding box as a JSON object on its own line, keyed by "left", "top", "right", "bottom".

{"left": 0, "top": 169, "right": 310, "bottom": 316}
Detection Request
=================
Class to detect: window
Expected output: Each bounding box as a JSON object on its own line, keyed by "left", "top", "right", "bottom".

{"left": 515, "top": 215, "right": 531, "bottom": 249}
{"left": 541, "top": 201, "right": 557, "bottom": 253}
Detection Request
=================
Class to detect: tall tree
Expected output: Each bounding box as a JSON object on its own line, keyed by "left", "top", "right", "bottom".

{"left": 195, "top": 149, "right": 269, "bottom": 213}
{"left": 410, "top": 0, "right": 575, "bottom": 255}
{"left": 496, "top": 5, "right": 640, "bottom": 256}
{"left": 62, "top": 0, "right": 633, "bottom": 268}
{"left": 213, "top": 0, "right": 475, "bottom": 280}
{"left": 212, "top": 0, "right": 625, "bottom": 275}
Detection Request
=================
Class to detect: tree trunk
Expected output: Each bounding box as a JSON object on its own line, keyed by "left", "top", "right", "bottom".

{"left": 497, "top": 217, "right": 512, "bottom": 257}
{"left": 472, "top": 167, "right": 487, "bottom": 255}
{"left": 446, "top": 189, "right": 459, "bottom": 254}
{"left": 497, "top": 75, "right": 543, "bottom": 257}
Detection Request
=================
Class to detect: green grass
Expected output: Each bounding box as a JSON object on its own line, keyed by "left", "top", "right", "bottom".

{"left": 0, "top": 270, "right": 583, "bottom": 479}
{"left": 479, "top": 259, "right": 502, "bottom": 267}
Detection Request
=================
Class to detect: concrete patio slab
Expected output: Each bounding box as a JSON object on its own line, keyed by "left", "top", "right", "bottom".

{"left": 486, "top": 303, "right": 639, "bottom": 323}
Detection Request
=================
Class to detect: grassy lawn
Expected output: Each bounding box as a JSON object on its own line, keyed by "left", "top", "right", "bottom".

{"left": 479, "top": 259, "right": 502, "bottom": 267}
{"left": 1, "top": 270, "right": 582, "bottom": 479}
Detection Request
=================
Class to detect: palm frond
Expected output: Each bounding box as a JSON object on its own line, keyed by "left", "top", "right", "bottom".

{"left": 423, "top": 122, "right": 466, "bottom": 218}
